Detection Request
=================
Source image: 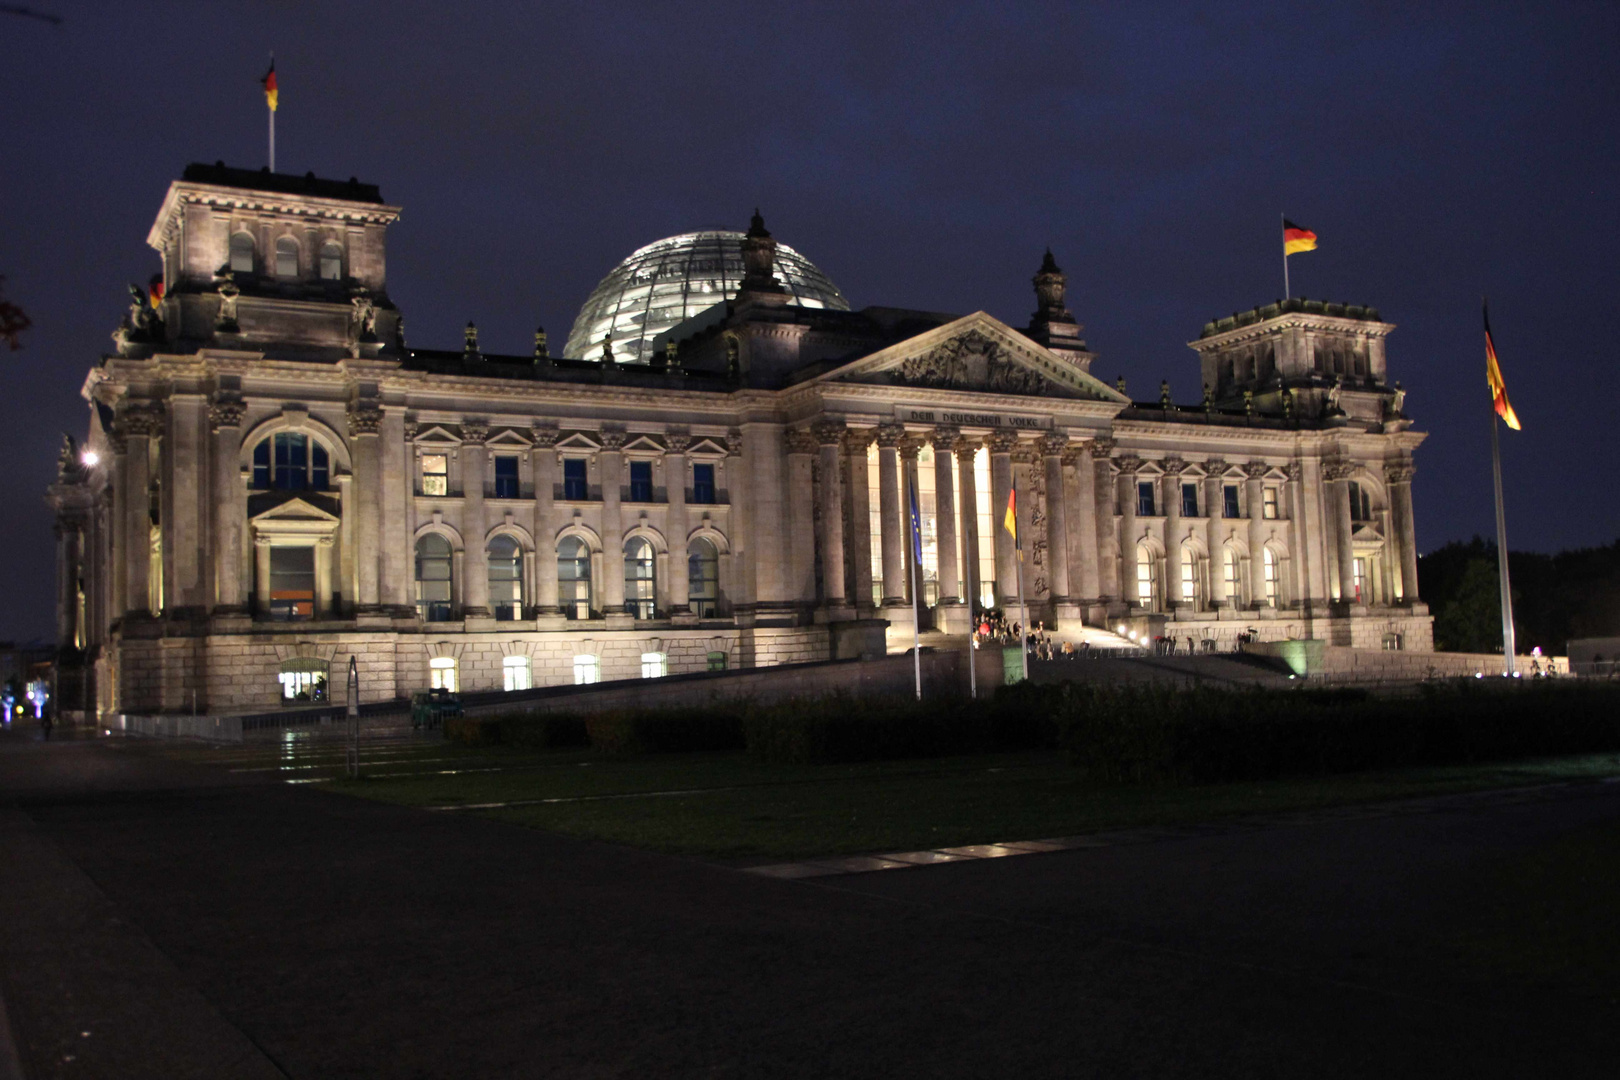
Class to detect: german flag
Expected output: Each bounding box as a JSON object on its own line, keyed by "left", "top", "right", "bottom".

{"left": 261, "top": 60, "right": 278, "bottom": 112}
{"left": 1283, "top": 218, "right": 1317, "bottom": 256}
{"left": 147, "top": 274, "right": 164, "bottom": 309}
{"left": 1484, "top": 304, "right": 1521, "bottom": 431}
{"left": 1003, "top": 489, "right": 1018, "bottom": 547}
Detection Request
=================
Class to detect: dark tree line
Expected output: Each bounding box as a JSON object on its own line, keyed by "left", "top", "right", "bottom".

{"left": 1419, "top": 537, "right": 1620, "bottom": 654}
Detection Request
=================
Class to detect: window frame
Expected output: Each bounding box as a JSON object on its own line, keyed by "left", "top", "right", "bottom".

{"left": 429, "top": 656, "right": 458, "bottom": 693}
{"left": 573, "top": 654, "right": 600, "bottom": 686}
{"left": 562, "top": 457, "right": 589, "bottom": 501}
{"left": 627, "top": 459, "right": 653, "bottom": 503}
{"left": 229, "top": 231, "right": 256, "bottom": 274}
{"left": 623, "top": 536, "right": 656, "bottom": 619}
{"left": 421, "top": 453, "right": 450, "bottom": 497}
{"left": 274, "top": 236, "right": 300, "bottom": 279}
{"left": 493, "top": 454, "right": 520, "bottom": 499}
{"left": 1222, "top": 484, "right": 1241, "bottom": 520}
{"left": 487, "top": 534, "right": 524, "bottom": 621}
{"left": 415, "top": 534, "right": 454, "bottom": 622}
{"left": 502, "top": 655, "right": 532, "bottom": 692}
{"left": 319, "top": 241, "right": 344, "bottom": 281}
{"left": 1181, "top": 482, "right": 1199, "bottom": 519}
{"left": 640, "top": 652, "right": 667, "bottom": 679}
{"left": 1137, "top": 481, "right": 1156, "bottom": 517}
{"left": 1262, "top": 486, "right": 1280, "bottom": 520}
{"left": 558, "top": 535, "right": 592, "bottom": 619}
{"left": 688, "top": 537, "right": 720, "bottom": 618}
{"left": 692, "top": 462, "right": 717, "bottom": 504}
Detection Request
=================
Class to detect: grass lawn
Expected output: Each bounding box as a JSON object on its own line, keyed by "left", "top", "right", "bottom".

{"left": 316, "top": 743, "right": 1620, "bottom": 861}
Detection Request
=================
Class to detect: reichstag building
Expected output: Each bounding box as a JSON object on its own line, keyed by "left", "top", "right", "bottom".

{"left": 47, "top": 163, "right": 1431, "bottom": 717}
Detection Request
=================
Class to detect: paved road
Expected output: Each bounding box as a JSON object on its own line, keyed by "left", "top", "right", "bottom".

{"left": 1, "top": 727, "right": 1616, "bottom": 1078}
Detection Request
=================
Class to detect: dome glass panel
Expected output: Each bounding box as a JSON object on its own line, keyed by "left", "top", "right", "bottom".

{"left": 564, "top": 231, "right": 849, "bottom": 363}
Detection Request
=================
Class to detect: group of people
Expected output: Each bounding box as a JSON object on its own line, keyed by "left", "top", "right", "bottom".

{"left": 971, "top": 612, "right": 1089, "bottom": 660}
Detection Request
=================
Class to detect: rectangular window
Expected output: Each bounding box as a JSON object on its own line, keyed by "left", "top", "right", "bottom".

{"left": 1181, "top": 483, "right": 1199, "bottom": 518}
{"left": 1263, "top": 486, "right": 1279, "bottom": 520}
{"left": 1348, "top": 481, "right": 1370, "bottom": 522}
{"left": 1137, "top": 558, "right": 1154, "bottom": 604}
{"left": 706, "top": 650, "right": 728, "bottom": 672}
{"left": 641, "top": 652, "right": 667, "bottom": 679}
{"left": 429, "top": 657, "right": 458, "bottom": 693}
{"left": 1353, "top": 556, "right": 1365, "bottom": 602}
{"left": 493, "top": 455, "right": 519, "bottom": 499}
{"left": 1181, "top": 551, "right": 1196, "bottom": 600}
{"left": 268, "top": 546, "right": 315, "bottom": 620}
{"left": 1223, "top": 484, "right": 1240, "bottom": 519}
{"left": 563, "top": 458, "right": 588, "bottom": 501}
{"left": 628, "top": 460, "right": 653, "bottom": 502}
{"left": 502, "top": 655, "right": 531, "bottom": 692}
{"left": 692, "top": 462, "right": 716, "bottom": 504}
{"left": 422, "top": 453, "right": 449, "bottom": 497}
{"left": 573, "top": 654, "right": 599, "bottom": 685}
{"left": 253, "top": 440, "right": 271, "bottom": 489}
{"left": 1137, "top": 481, "right": 1156, "bottom": 517}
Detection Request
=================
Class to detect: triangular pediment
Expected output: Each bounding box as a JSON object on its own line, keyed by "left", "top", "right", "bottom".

{"left": 1351, "top": 522, "right": 1384, "bottom": 544}
{"left": 486, "top": 429, "right": 533, "bottom": 448}
{"left": 817, "top": 312, "right": 1128, "bottom": 403}
{"left": 686, "top": 437, "right": 730, "bottom": 457}
{"left": 414, "top": 424, "right": 461, "bottom": 444}
{"left": 251, "top": 496, "right": 341, "bottom": 524}
{"left": 555, "top": 431, "right": 602, "bottom": 452}
{"left": 622, "top": 434, "right": 666, "bottom": 454}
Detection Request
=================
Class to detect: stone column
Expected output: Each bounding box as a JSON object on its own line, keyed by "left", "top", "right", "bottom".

{"left": 1323, "top": 462, "right": 1357, "bottom": 604}
{"left": 209, "top": 397, "right": 246, "bottom": 613}
{"left": 1203, "top": 460, "right": 1227, "bottom": 607}
{"left": 167, "top": 394, "right": 205, "bottom": 612}
{"left": 532, "top": 426, "right": 560, "bottom": 615}
{"left": 664, "top": 431, "right": 692, "bottom": 614}
{"left": 254, "top": 536, "right": 272, "bottom": 613}
{"left": 1161, "top": 457, "right": 1185, "bottom": 608}
{"left": 1116, "top": 452, "right": 1140, "bottom": 607}
{"left": 813, "top": 421, "right": 848, "bottom": 614}
{"left": 843, "top": 429, "right": 875, "bottom": 614}
{"left": 987, "top": 429, "right": 1019, "bottom": 608}
{"left": 314, "top": 536, "right": 335, "bottom": 618}
{"left": 1245, "top": 461, "right": 1269, "bottom": 606}
{"left": 599, "top": 430, "right": 626, "bottom": 617}
{"left": 1386, "top": 463, "right": 1420, "bottom": 603}
{"left": 954, "top": 437, "right": 981, "bottom": 614}
{"left": 875, "top": 422, "right": 906, "bottom": 608}
{"left": 784, "top": 429, "right": 818, "bottom": 610}
{"left": 460, "top": 421, "right": 491, "bottom": 618}
{"left": 379, "top": 408, "right": 410, "bottom": 609}
{"left": 349, "top": 401, "right": 383, "bottom": 610}
{"left": 1091, "top": 439, "right": 1119, "bottom": 609}
{"left": 121, "top": 407, "right": 158, "bottom": 616}
{"left": 1040, "top": 433, "right": 1072, "bottom": 612}
{"left": 931, "top": 427, "right": 960, "bottom": 607}
{"left": 1285, "top": 463, "right": 1309, "bottom": 610}
{"left": 54, "top": 523, "right": 73, "bottom": 647}
{"left": 1068, "top": 443, "right": 1099, "bottom": 610}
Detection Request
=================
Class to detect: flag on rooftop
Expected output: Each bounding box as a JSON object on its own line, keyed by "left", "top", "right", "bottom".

{"left": 261, "top": 60, "right": 278, "bottom": 112}
{"left": 1283, "top": 218, "right": 1317, "bottom": 256}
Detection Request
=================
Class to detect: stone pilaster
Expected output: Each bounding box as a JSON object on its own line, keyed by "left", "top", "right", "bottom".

{"left": 532, "top": 425, "right": 560, "bottom": 617}
{"left": 987, "top": 428, "right": 1020, "bottom": 609}
{"left": 459, "top": 420, "right": 491, "bottom": 619}
{"left": 954, "top": 436, "right": 981, "bottom": 613}
{"left": 1245, "top": 461, "right": 1270, "bottom": 606}
{"left": 348, "top": 400, "right": 382, "bottom": 610}
{"left": 1066, "top": 443, "right": 1099, "bottom": 614}
{"left": 209, "top": 396, "right": 247, "bottom": 614}
{"left": 1385, "top": 462, "right": 1420, "bottom": 604}
{"left": 1091, "top": 439, "right": 1120, "bottom": 611}
{"left": 119, "top": 404, "right": 161, "bottom": 617}
{"left": 1116, "top": 452, "right": 1141, "bottom": 609}
{"left": 664, "top": 430, "right": 692, "bottom": 617}
{"left": 1162, "top": 456, "right": 1185, "bottom": 609}
{"left": 598, "top": 429, "right": 626, "bottom": 622}
{"left": 813, "top": 420, "right": 850, "bottom": 617}
{"left": 875, "top": 422, "right": 906, "bottom": 609}
{"left": 784, "top": 429, "right": 818, "bottom": 611}
{"left": 1322, "top": 461, "right": 1357, "bottom": 605}
{"left": 843, "top": 428, "right": 876, "bottom": 615}
{"left": 1202, "top": 459, "right": 1227, "bottom": 608}
{"left": 379, "top": 408, "right": 410, "bottom": 610}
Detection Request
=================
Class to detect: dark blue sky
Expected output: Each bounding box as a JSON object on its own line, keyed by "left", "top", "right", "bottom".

{"left": 3, "top": 1, "right": 1616, "bottom": 643}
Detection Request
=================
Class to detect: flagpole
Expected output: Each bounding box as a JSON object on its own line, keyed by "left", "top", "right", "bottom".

{"left": 909, "top": 476, "right": 922, "bottom": 702}
{"left": 1489, "top": 392, "right": 1517, "bottom": 676}
{"left": 269, "top": 105, "right": 276, "bottom": 172}
{"left": 1013, "top": 478, "right": 1029, "bottom": 679}
{"left": 1281, "top": 212, "right": 1290, "bottom": 299}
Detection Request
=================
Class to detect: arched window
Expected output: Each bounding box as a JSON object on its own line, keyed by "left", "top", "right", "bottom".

{"left": 558, "top": 536, "right": 591, "bottom": 619}
{"left": 1135, "top": 543, "right": 1159, "bottom": 611}
{"left": 319, "top": 241, "right": 343, "bottom": 281}
{"left": 251, "top": 433, "right": 329, "bottom": 491}
{"left": 488, "top": 535, "right": 523, "bottom": 621}
{"left": 1180, "top": 546, "right": 1199, "bottom": 606}
{"left": 1223, "top": 548, "right": 1243, "bottom": 608}
{"left": 688, "top": 537, "right": 719, "bottom": 618}
{"left": 429, "top": 656, "right": 457, "bottom": 692}
{"left": 415, "top": 534, "right": 453, "bottom": 621}
{"left": 229, "top": 232, "right": 256, "bottom": 274}
{"left": 624, "top": 536, "right": 655, "bottom": 619}
{"left": 274, "top": 236, "right": 299, "bottom": 278}
{"left": 1262, "top": 547, "right": 1280, "bottom": 607}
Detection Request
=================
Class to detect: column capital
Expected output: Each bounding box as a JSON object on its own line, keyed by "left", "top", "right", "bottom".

{"left": 1320, "top": 460, "right": 1355, "bottom": 482}
{"left": 531, "top": 422, "right": 560, "bottom": 449}
{"left": 1088, "top": 437, "right": 1116, "bottom": 458}
{"left": 898, "top": 436, "right": 923, "bottom": 462}
{"left": 1010, "top": 445, "right": 1038, "bottom": 466}
{"left": 784, "top": 429, "right": 817, "bottom": 456}
{"left": 952, "top": 435, "right": 980, "bottom": 461}
{"left": 1038, "top": 431, "right": 1069, "bottom": 457}
{"left": 1060, "top": 444, "right": 1088, "bottom": 465}
{"left": 208, "top": 394, "right": 245, "bottom": 432}
{"left": 117, "top": 400, "right": 164, "bottom": 438}
{"left": 930, "top": 424, "right": 960, "bottom": 448}
{"left": 1115, "top": 453, "right": 1142, "bottom": 475}
{"left": 663, "top": 428, "right": 692, "bottom": 454}
{"left": 348, "top": 401, "right": 383, "bottom": 438}
{"left": 460, "top": 419, "right": 490, "bottom": 445}
{"left": 841, "top": 428, "right": 873, "bottom": 454}
{"left": 1203, "top": 457, "right": 1229, "bottom": 477}
{"left": 1383, "top": 462, "right": 1415, "bottom": 484}
{"left": 1244, "top": 460, "right": 1271, "bottom": 480}
{"left": 598, "top": 428, "right": 627, "bottom": 451}
{"left": 724, "top": 429, "right": 744, "bottom": 457}
{"left": 986, "top": 428, "right": 1021, "bottom": 454}
{"left": 1160, "top": 455, "right": 1186, "bottom": 477}
{"left": 874, "top": 421, "right": 907, "bottom": 449}
{"left": 1283, "top": 462, "right": 1303, "bottom": 482}
{"left": 811, "top": 418, "right": 846, "bottom": 446}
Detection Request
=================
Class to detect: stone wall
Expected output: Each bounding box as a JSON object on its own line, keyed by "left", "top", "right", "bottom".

{"left": 1245, "top": 641, "right": 1566, "bottom": 680}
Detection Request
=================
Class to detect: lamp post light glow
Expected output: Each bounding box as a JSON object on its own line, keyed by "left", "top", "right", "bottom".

{"left": 81, "top": 450, "right": 99, "bottom": 467}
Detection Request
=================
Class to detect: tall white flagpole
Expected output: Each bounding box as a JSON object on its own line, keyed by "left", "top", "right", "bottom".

{"left": 1282, "top": 212, "right": 1290, "bottom": 299}
{"left": 1013, "top": 479, "right": 1029, "bottom": 680}
{"left": 1490, "top": 407, "right": 1516, "bottom": 675}
{"left": 909, "top": 476, "right": 922, "bottom": 701}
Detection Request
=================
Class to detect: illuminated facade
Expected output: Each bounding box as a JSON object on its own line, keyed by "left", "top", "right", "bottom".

{"left": 46, "top": 164, "right": 1431, "bottom": 718}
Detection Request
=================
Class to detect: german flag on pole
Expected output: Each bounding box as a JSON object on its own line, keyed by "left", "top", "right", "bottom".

{"left": 1484, "top": 303, "right": 1521, "bottom": 431}
{"left": 1283, "top": 218, "right": 1317, "bottom": 256}
{"left": 1003, "top": 489, "right": 1018, "bottom": 548}
{"left": 147, "top": 274, "right": 164, "bottom": 309}
{"left": 261, "top": 60, "right": 278, "bottom": 112}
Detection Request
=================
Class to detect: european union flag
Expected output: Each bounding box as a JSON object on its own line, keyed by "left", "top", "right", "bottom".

{"left": 908, "top": 476, "right": 924, "bottom": 568}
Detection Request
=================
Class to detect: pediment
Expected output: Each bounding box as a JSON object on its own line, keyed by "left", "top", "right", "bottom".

{"left": 686, "top": 437, "right": 730, "bottom": 457}
{"left": 555, "top": 431, "right": 602, "bottom": 452}
{"left": 251, "top": 496, "right": 341, "bottom": 524}
{"left": 1351, "top": 522, "right": 1384, "bottom": 544}
{"left": 622, "top": 434, "right": 666, "bottom": 455}
{"left": 413, "top": 424, "right": 461, "bottom": 444}
{"left": 486, "top": 429, "right": 533, "bottom": 448}
{"left": 819, "top": 313, "right": 1128, "bottom": 403}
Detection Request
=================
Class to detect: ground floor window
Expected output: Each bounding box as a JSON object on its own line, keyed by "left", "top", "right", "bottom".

{"left": 429, "top": 656, "right": 458, "bottom": 692}
{"left": 278, "top": 659, "right": 328, "bottom": 705}
{"left": 641, "top": 652, "right": 667, "bottom": 678}
{"left": 706, "top": 650, "right": 728, "bottom": 672}
{"left": 573, "top": 654, "right": 599, "bottom": 685}
{"left": 503, "top": 655, "right": 531, "bottom": 691}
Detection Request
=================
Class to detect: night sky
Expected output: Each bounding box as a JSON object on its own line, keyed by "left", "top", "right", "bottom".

{"left": 3, "top": 1, "right": 1616, "bottom": 644}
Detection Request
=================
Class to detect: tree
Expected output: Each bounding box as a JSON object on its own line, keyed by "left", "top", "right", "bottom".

{"left": 0, "top": 277, "right": 30, "bottom": 351}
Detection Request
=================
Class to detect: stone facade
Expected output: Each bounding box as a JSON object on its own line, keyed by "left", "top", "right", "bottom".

{"left": 46, "top": 163, "right": 1431, "bottom": 718}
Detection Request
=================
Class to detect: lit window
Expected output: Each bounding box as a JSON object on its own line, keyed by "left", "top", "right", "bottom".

{"left": 1181, "top": 547, "right": 1197, "bottom": 601}
{"left": 415, "top": 534, "right": 453, "bottom": 621}
{"left": 429, "top": 656, "right": 458, "bottom": 692}
{"left": 229, "top": 232, "right": 256, "bottom": 274}
{"left": 1223, "top": 484, "right": 1240, "bottom": 519}
{"left": 422, "top": 454, "right": 449, "bottom": 496}
{"left": 274, "top": 237, "right": 299, "bottom": 278}
{"left": 558, "top": 536, "right": 592, "bottom": 619}
{"left": 1137, "top": 481, "right": 1156, "bottom": 517}
{"left": 573, "top": 654, "right": 599, "bottom": 685}
{"left": 1136, "top": 546, "right": 1156, "bottom": 607}
{"left": 641, "top": 652, "right": 667, "bottom": 679}
{"left": 692, "top": 462, "right": 716, "bottom": 504}
{"left": 1263, "top": 548, "right": 1279, "bottom": 606}
{"left": 493, "top": 455, "right": 520, "bottom": 499}
{"left": 319, "top": 241, "right": 343, "bottom": 281}
{"left": 624, "top": 536, "right": 655, "bottom": 619}
{"left": 278, "top": 659, "right": 328, "bottom": 704}
{"left": 503, "top": 655, "right": 531, "bottom": 691}
{"left": 1353, "top": 557, "right": 1366, "bottom": 603}
{"left": 629, "top": 460, "right": 653, "bottom": 502}
{"left": 706, "top": 650, "right": 728, "bottom": 672}
{"left": 1223, "top": 548, "right": 1241, "bottom": 606}
{"left": 488, "top": 535, "right": 523, "bottom": 620}
{"left": 1262, "top": 487, "right": 1279, "bottom": 520}
{"left": 688, "top": 537, "right": 719, "bottom": 618}
{"left": 563, "top": 458, "right": 588, "bottom": 500}
{"left": 1181, "top": 483, "right": 1199, "bottom": 518}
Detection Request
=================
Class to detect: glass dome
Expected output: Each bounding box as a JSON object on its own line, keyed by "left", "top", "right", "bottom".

{"left": 563, "top": 230, "right": 850, "bottom": 364}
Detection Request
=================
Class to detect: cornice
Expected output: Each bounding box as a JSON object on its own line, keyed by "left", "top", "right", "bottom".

{"left": 147, "top": 180, "right": 402, "bottom": 248}
{"left": 1189, "top": 313, "right": 1396, "bottom": 353}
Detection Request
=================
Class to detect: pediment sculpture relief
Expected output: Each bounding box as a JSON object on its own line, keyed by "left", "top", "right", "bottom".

{"left": 890, "top": 331, "right": 1050, "bottom": 395}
